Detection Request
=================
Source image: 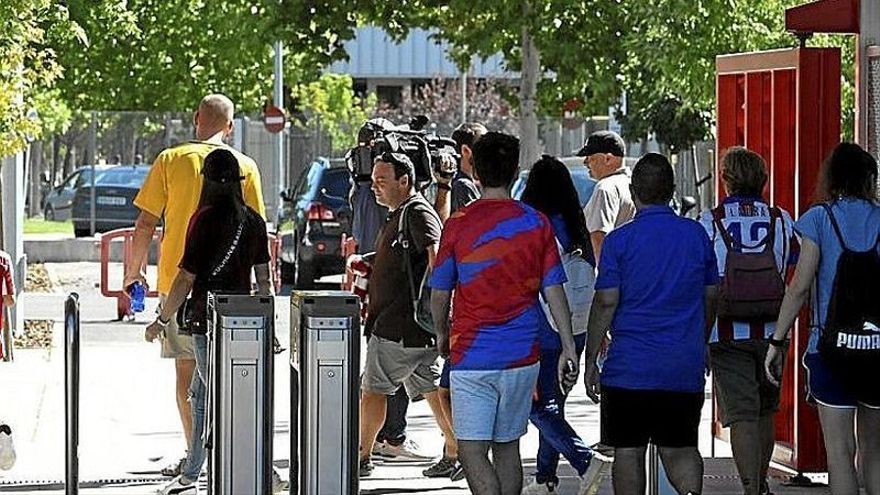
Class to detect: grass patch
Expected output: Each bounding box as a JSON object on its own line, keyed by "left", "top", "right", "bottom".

{"left": 24, "top": 218, "right": 74, "bottom": 235}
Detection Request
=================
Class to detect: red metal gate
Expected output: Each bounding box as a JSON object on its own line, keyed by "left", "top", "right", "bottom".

{"left": 715, "top": 47, "right": 841, "bottom": 472}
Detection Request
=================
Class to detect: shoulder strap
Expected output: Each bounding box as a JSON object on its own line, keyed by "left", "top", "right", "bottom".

{"left": 210, "top": 222, "right": 245, "bottom": 277}
{"left": 820, "top": 203, "right": 848, "bottom": 250}
{"left": 711, "top": 206, "right": 737, "bottom": 250}
{"left": 763, "top": 206, "right": 781, "bottom": 253}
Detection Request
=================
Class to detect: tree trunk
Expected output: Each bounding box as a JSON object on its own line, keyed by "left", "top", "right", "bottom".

{"left": 52, "top": 136, "right": 60, "bottom": 185}
{"left": 519, "top": 1, "right": 541, "bottom": 169}
{"left": 64, "top": 145, "right": 75, "bottom": 177}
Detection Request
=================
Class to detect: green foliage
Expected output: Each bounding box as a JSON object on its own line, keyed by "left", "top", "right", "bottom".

{"left": 293, "top": 74, "right": 376, "bottom": 153}
{"left": 24, "top": 218, "right": 73, "bottom": 235}
{"left": 32, "top": 90, "right": 73, "bottom": 136}
{"left": 0, "top": 1, "right": 80, "bottom": 156}
{"left": 54, "top": 0, "right": 280, "bottom": 113}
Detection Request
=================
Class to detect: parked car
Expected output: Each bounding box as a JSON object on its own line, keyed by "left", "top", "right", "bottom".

{"left": 278, "top": 158, "right": 353, "bottom": 288}
{"left": 71, "top": 165, "right": 150, "bottom": 237}
{"left": 43, "top": 166, "right": 112, "bottom": 221}
{"left": 511, "top": 159, "right": 598, "bottom": 206}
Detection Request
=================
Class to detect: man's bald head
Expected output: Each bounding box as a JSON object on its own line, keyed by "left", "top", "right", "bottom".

{"left": 195, "top": 94, "right": 234, "bottom": 140}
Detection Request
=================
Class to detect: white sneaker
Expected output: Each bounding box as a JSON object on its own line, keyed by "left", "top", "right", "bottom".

{"left": 157, "top": 475, "right": 198, "bottom": 495}
{"left": 578, "top": 452, "right": 612, "bottom": 495}
{"left": 376, "top": 438, "right": 433, "bottom": 461}
{"left": 0, "top": 424, "right": 15, "bottom": 471}
{"left": 522, "top": 477, "right": 557, "bottom": 494}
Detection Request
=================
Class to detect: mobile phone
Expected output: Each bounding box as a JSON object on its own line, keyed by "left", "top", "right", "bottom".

{"left": 560, "top": 359, "right": 576, "bottom": 395}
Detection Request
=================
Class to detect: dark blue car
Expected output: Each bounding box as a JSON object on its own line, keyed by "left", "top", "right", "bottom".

{"left": 71, "top": 165, "right": 150, "bottom": 237}
{"left": 278, "top": 159, "right": 353, "bottom": 287}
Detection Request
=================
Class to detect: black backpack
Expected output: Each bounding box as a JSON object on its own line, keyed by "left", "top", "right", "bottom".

{"left": 817, "top": 203, "right": 880, "bottom": 373}
{"left": 396, "top": 196, "right": 440, "bottom": 336}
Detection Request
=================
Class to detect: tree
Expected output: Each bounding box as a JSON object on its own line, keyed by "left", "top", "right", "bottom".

{"left": 292, "top": 73, "right": 377, "bottom": 154}
{"left": 0, "top": 1, "right": 83, "bottom": 156}
{"left": 53, "top": 0, "right": 278, "bottom": 113}
{"left": 616, "top": 0, "right": 857, "bottom": 147}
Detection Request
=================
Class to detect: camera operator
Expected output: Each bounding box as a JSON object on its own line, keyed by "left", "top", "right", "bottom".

{"left": 428, "top": 122, "right": 486, "bottom": 223}
{"left": 348, "top": 119, "right": 433, "bottom": 463}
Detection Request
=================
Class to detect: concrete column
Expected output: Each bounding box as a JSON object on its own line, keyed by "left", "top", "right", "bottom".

{"left": 2, "top": 152, "right": 27, "bottom": 337}
{"left": 857, "top": 0, "right": 880, "bottom": 155}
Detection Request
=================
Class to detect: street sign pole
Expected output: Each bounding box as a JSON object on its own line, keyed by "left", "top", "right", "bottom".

{"left": 274, "top": 41, "right": 285, "bottom": 225}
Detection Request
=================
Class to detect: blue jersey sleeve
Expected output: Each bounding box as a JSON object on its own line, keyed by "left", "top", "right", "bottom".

{"left": 595, "top": 232, "right": 621, "bottom": 290}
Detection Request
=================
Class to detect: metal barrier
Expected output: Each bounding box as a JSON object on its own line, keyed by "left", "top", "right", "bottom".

{"left": 206, "top": 294, "right": 275, "bottom": 495}
{"left": 100, "top": 228, "right": 283, "bottom": 320}
{"left": 64, "top": 293, "right": 80, "bottom": 495}
{"left": 290, "top": 291, "right": 360, "bottom": 495}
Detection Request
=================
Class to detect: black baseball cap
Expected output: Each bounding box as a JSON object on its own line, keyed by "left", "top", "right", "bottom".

{"left": 575, "top": 130, "right": 626, "bottom": 157}
{"left": 203, "top": 149, "right": 244, "bottom": 183}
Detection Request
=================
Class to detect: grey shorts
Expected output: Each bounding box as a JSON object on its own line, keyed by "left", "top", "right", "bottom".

{"left": 159, "top": 294, "right": 194, "bottom": 360}
{"left": 710, "top": 340, "right": 783, "bottom": 426}
{"left": 362, "top": 336, "right": 440, "bottom": 397}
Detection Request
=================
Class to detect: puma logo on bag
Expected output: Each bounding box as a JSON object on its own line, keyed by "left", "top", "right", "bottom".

{"left": 816, "top": 204, "right": 880, "bottom": 372}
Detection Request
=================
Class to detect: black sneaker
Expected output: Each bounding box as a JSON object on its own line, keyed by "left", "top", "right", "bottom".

{"left": 422, "top": 457, "right": 457, "bottom": 477}
{"left": 359, "top": 457, "right": 374, "bottom": 478}
{"left": 450, "top": 461, "right": 466, "bottom": 482}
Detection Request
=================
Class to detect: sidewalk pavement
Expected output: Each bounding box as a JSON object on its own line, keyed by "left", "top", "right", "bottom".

{"left": 0, "top": 269, "right": 834, "bottom": 494}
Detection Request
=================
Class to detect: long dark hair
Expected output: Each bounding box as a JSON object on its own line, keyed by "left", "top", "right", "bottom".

{"left": 199, "top": 149, "right": 248, "bottom": 225}
{"left": 521, "top": 155, "right": 590, "bottom": 254}
{"left": 817, "top": 142, "right": 878, "bottom": 202}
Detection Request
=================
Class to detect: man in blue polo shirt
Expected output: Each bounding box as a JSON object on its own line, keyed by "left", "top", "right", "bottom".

{"left": 583, "top": 153, "right": 719, "bottom": 495}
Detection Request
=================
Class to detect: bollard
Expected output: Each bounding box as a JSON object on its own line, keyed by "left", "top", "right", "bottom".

{"left": 206, "top": 294, "right": 275, "bottom": 495}
{"left": 64, "top": 293, "right": 80, "bottom": 495}
{"left": 290, "top": 291, "right": 360, "bottom": 495}
{"left": 647, "top": 444, "right": 682, "bottom": 495}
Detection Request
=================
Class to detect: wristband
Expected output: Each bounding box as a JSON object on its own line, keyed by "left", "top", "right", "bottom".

{"left": 155, "top": 316, "right": 170, "bottom": 328}
{"left": 769, "top": 337, "right": 788, "bottom": 348}
{"left": 437, "top": 183, "right": 451, "bottom": 191}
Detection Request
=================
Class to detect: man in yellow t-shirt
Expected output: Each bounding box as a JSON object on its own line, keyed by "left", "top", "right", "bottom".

{"left": 123, "top": 94, "right": 265, "bottom": 476}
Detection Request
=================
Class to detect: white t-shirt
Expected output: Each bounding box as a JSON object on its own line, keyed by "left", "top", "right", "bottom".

{"left": 583, "top": 169, "right": 635, "bottom": 234}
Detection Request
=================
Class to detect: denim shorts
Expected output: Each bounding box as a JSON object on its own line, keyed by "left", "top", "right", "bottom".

{"left": 450, "top": 363, "right": 539, "bottom": 442}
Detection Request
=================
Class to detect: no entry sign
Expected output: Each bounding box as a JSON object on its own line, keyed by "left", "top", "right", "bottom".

{"left": 263, "top": 105, "right": 286, "bottom": 133}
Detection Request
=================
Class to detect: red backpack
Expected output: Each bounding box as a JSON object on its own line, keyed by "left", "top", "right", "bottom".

{"left": 712, "top": 207, "right": 785, "bottom": 322}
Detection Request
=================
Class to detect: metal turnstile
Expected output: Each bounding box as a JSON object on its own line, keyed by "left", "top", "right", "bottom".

{"left": 290, "top": 291, "right": 360, "bottom": 495}
{"left": 206, "top": 293, "right": 275, "bottom": 495}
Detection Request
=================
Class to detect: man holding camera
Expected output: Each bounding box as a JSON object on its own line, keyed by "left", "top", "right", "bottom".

{"left": 358, "top": 152, "right": 449, "bottom": 477}
{"left": 433, "top": 122, "right": 487, "bottom": 222}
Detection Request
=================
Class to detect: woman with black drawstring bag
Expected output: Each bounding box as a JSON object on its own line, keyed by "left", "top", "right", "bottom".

{"left": 765, "top": 143, "right": 880, "bottom": 495}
